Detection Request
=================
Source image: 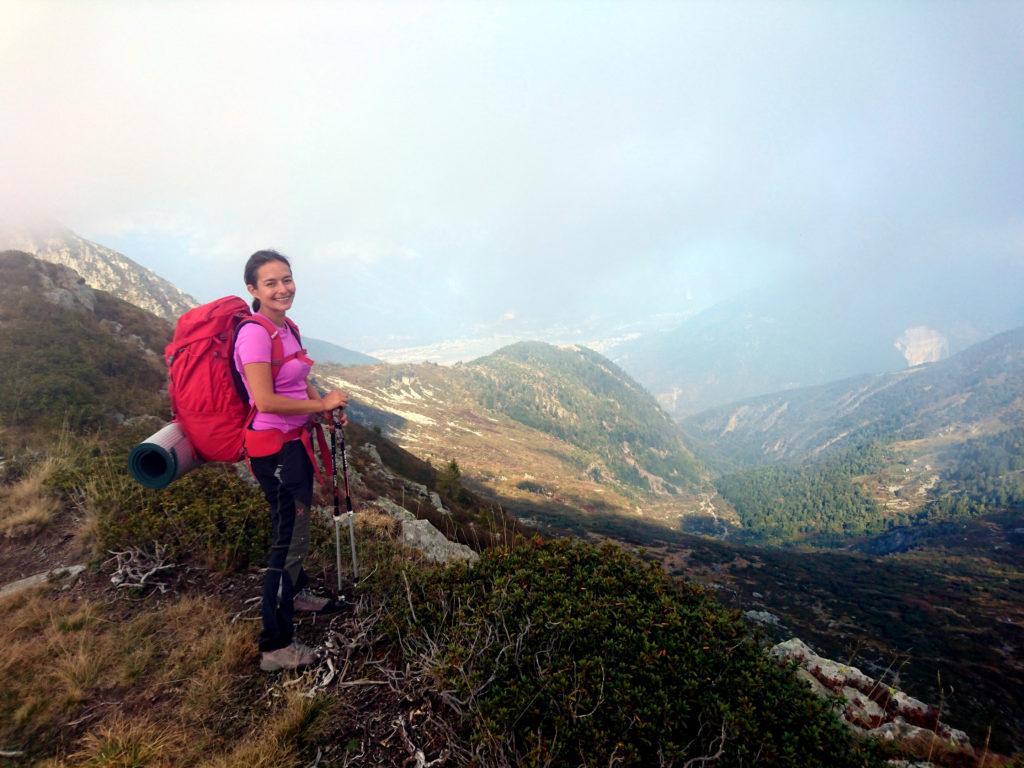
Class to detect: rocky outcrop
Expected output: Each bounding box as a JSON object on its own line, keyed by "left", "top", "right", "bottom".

{"left": 5, "top": 251, "right": 96, "bottom": 312}
{"left": 1, "top": 223, "right": 197, "bottom": 321}
{"left": 370, "top": 498, "right": 478, "bottom": 565}
{"left": 359, "top": 443, "right": 451, "bottom": 517}
{"left": 743, "top": 609, "right": 782, "bottom": 626}
{"left": 772, "top": 639, "right": 974, "bottom": 765}
{"left": 0, "top": 565, "right": 86, "bottom": 600}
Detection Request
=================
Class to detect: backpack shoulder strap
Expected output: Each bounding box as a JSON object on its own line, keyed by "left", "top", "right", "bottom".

{"left": 284, "top": 317, "right": 302, "bottom": 346}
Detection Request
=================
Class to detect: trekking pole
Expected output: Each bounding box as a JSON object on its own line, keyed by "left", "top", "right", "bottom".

{"left": 329, "top": 418, "right": 344, "bottom": 594}
{"left": 335, "top": 412, "right": 359, "bottom": 579}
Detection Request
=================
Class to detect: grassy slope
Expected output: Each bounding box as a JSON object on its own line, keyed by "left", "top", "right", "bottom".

{"left": 316, "top": 347, "right": 723, "bottom": 540}
{"left": 0, "top": 419, "right": 900, "bottom": 767}
{"left": 466, "top": 341, "right": 702, "bottom": 488}
{"left": 0, "top": 251, "right": 170, "bottom": 433}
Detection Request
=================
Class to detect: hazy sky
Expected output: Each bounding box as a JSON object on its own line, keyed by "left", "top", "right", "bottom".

{"left": 2, "top": 0, "right": 1022, "bottom": 355}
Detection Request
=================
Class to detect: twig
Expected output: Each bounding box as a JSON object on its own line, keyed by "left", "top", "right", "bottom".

{"left": 402, "top": 570, "right": 418, "bottom": 624}
{"left": 682, "top": 721, "right": 727, "bottom": 768}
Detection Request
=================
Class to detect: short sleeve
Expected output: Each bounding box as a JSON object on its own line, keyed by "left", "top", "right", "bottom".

{"left": 235, "top": 322, "right": 272, "bottom": 366}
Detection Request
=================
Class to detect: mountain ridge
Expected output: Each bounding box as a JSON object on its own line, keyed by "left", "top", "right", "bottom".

{"left": 0, "top": 222, "right": 199, "bottom": 322}
{"left": 683, "top": 323, "right": 1024, "bottom": 468}
{"left": 0, "top": 221, "right": 380, "bottom": 366}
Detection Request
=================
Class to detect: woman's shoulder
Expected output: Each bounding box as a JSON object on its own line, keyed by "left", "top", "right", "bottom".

{"left": 235, "top": 320, "right": 273, "bottom": 362}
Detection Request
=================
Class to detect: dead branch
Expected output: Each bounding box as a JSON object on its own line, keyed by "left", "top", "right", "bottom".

{"left": 682, "top": 721, "right": 727, "bottom": 768}
{"left": 104, "top": 543, "right": 176, "bottom": 593}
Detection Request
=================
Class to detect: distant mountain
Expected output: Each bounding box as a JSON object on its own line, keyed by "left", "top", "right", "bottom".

{"left": 0, "top": 222, "right": 198, "bottom": 322}
{"left": 465, "top": 342, "right": 701, "bottom": 489}
{"left": 683, "top": 325, "right": 1024, "bottom": 468}
{"left": 316, "top": 342, "right": 713, "bottom": 534}
{"left": 0, "top": 251, "right": 171, "bottom": 429}
{"left": 679, "top": 326, "right": 1024, "bottom": 546}
{"left": 611, "top": 279, "right": 1024, "bottom": 418}
{"left": 304, "top": 336, "right": 379, "bottom": 366}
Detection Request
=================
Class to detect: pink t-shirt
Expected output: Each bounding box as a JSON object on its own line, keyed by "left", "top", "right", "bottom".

{"left": 233, "top": 315, "right": 313, "bottom": 432}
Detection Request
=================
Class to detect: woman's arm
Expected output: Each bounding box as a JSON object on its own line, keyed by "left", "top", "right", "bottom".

{"left": 244, "top": 362, "right": 347, "bottom": 415}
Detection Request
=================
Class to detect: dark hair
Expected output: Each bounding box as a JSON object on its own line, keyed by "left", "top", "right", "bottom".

{"left": 244, "top": 250, "right": 291, "bottom": 312}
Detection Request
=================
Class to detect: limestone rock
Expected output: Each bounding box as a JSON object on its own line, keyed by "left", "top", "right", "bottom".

{"left": 370, "top": 499, "right": 478, "bottom": 565}
{"left": 1, "top": 222, "right": 197, "bottom": 321}
{"left": 0, "top": 565, "right": 87, "bottom": 599}
{"left": 400, "top": 519, "right": 478, "bottom": 565}
{"left": 429, "top": 491, "right": 451, "bottom": 516}
{"left": 772, "top": 638, "right": 973, "bottom": 761}
{"left": 743, "top": 609, "right": 781, "bottom": 626}
{"left": 362, "top": 443, "right": 384, "bottom": 466}
{"left": 371, "top": 497, "right": 415, "bottom": 522}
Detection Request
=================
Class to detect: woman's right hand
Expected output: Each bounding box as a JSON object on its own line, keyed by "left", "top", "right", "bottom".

{"left": 320, "top": 389, "right": 349, "bottom": 413}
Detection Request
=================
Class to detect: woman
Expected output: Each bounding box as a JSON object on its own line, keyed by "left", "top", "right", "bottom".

{"left": 234, "top": 249, "right": 349, "bottom": 672}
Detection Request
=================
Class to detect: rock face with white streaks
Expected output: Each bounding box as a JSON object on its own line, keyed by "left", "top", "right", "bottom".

{"left": 895, "top": 326, "right": 950, "bottom": 367}
{"left": 0, "top": 222, "right": 198, "bottom": 321}
{"left": 772, "top": 639, "right": 973, "bottom": 764}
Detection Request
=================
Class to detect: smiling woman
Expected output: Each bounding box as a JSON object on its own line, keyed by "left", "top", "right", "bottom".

{"left": 234, "top": 249, "right": 350, "bottom": 672}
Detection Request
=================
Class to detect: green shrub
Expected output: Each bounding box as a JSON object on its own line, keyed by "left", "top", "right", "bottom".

{"left": 74, "top": 456, "right": 269, "bottom": 571}
{"left": 394, "top": 538, "right": 884, "bottom": 767}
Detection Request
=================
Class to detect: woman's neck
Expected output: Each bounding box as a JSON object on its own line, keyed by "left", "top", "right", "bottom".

{"left": 258, "top": 307, "right": 287, "bottom": 327}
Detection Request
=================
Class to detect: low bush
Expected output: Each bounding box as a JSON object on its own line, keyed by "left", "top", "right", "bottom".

{"left": 38, "top": 420, "right": 268, "bottom": 570}
{"left": 89, "top": 463, "right": 269, "bottom": 571}
{"left": 394, "top": 538, "right": 885, "bottom": 767}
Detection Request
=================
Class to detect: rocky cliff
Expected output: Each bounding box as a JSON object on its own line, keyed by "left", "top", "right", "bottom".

{"left": 0, "top": 222, "right": 198, "bottom": 322}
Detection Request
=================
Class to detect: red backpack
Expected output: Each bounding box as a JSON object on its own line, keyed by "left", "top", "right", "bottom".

{"left": 164, "top": 296, "right": 303, "bottom": 462}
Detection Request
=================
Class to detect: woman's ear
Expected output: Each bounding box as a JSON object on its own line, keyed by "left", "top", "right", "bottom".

{"left": 245, "top": 283, "right": 258, "bottom": 299}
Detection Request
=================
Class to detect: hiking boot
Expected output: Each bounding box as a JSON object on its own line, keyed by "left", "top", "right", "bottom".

{"left": 294, "top": 589, "right": 340, "bottom": 613}
{"left": 260, "top": 641, "right": 317, "bottom": 672}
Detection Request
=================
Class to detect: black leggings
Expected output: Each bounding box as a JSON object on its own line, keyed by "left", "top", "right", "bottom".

{"left": 250, "top": 440, "right": 314, "bottom": 652}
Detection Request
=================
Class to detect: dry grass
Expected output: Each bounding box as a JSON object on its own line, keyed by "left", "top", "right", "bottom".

{"left": 354, "top": 507, "right": 402, "bottom": 540}
{"left": 65, "top": 716, "right": 178, "bottom": 768}
{"left": 199, "top": 693, "right": 325, "bottom": 768}
{"left": 0, "top": 590, "right": 263, "bottom": 766}
{"left": 0, "top": 455, "right": 62, "bottom": 536}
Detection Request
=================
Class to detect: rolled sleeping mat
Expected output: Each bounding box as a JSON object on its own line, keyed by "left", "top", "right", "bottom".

{"left": 128, "top": 422, "right": 205, "bottom": 489}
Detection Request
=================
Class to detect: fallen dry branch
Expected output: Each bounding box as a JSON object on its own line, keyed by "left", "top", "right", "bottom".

{"left": 104, "top": 543, "right": 176, "bottom": 593}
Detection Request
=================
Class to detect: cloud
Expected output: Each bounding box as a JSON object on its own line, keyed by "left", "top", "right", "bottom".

{"left": 1, "top": 0, "right": 1021, "bottom": 350}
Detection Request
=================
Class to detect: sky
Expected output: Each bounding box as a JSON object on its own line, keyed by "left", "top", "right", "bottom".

{"left": 2, "top": 0, "right": 1022, "bottom": 357}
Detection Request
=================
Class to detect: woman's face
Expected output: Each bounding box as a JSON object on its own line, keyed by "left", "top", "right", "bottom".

{"left": 247, "top": 259, "right": 295, "bottom": 314}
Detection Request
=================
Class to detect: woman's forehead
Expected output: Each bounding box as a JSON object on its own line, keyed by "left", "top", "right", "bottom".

{"left": 258, "top": 261, "right": 292, "bottom": 281}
